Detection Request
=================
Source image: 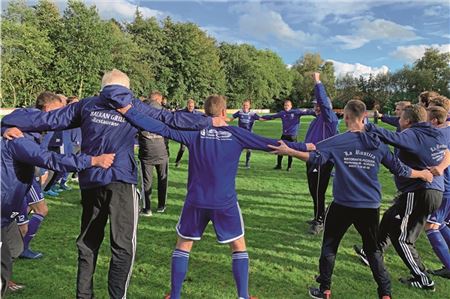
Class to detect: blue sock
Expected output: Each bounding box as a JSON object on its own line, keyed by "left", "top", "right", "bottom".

{"left": 440, "top": 224, "right": 450, "bottom": 248}
{"left": 232, "top": 251, "right": 249, "bottom": 299}
{"left": 23, "top": 213, "right": 44, "bottom": 250}
{"left": 426, "top": 229, "right": 450, "bottom": 269}
{"left": 170, "top": 249, "right": 190, "bottom": 299}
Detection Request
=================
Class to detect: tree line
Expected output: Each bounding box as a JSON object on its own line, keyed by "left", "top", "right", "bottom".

{"left": 1, "top": 0, "right": 449, "bottom": 112}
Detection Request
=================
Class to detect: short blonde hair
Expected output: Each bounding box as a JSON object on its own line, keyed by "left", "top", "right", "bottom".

{"left": 101, "top": 69, "right": 130, "bottom": 89}
{"left": 204, "top": 95, "right": 227, "bottom": 117}
{"left": 187, "top": 99, "right": 195, "bottom": 105}
{"left": 427, "top": 106, "right": 448, "bottom": 125}
{"left": 395, "top": 101, "right": 411, "bottom": 109}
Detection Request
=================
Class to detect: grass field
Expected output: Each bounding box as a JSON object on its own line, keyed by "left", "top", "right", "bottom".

{"left": 8, "top": 116, "right": 450, "bottom": 299}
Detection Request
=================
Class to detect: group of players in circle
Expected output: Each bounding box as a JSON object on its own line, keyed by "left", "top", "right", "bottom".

{"left": 1, "top": 69, "right": 450, "bottom": 299}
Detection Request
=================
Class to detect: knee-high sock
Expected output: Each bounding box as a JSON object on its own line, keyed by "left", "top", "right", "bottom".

{"left": 440, "top": 224, "right": 450, "bottom": 247}
{"left": 170, "top": 249, "right": 190, "bottom": 299}
{"left": 23, "top": 213, "right": 45, "bottom": 250}
{"left": 426, "top": 229, "right": 450, "bottom": 269}
{"left": 232, "top": 251, "right": 249, "bottom": 299}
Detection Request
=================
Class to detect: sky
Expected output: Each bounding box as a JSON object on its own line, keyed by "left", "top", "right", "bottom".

{"left": 6, "top": 0, "right": 450, "bottom": 78}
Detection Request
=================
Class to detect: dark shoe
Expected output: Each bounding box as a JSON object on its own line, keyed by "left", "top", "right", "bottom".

{"left": 19, "top": 248, "right": 43, "bottom": 259}
{"left": 308, "top": 221, "right": 324, "bottom": 235}
{"left": 286, "top": 167, "right": 292, "bottom": 172}
{"left": 353, "top": 245, "right": 369, "bottom": 266}
{"left": 308, "top": 287, "right": 331, "bottom": 299}
{"left": 273, "top": 165, "right": 282, "bottom": 170}
{"left": 175, "top": 162, "right": 180, "bottom": 168}
{"left": 157, "top": 207, "right": 166, "bottom": 213}
{"left": 429, "top": 266, "right": 450, "bottom": 279}
{"left": 399, "top": 276, "right": 435, "bottom": 291}
{"left": 139, "top": 209, "right": 152, "bottom": 217}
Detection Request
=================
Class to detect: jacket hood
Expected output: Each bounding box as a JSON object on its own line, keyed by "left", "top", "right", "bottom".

{"left": 99, "top": 85, "right": 134, "bottom": 109}
{"left": 410, "top": 122, "right": 440, "bottom": 137}
{"left": 359, "top": 131, "right": 383, "bottom": 150}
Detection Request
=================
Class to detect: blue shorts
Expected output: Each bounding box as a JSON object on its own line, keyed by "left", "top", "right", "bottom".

{"left": 16, "top": 179, "right": 44, "bottom": 225}
{"left": 176, "top": 201, "right": 244, "bottom": 244}
{"left": 427, "top": 197, "right": 450, "bottom": 225}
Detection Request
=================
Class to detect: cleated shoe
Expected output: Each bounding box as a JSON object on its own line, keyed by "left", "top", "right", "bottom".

{"left": 308, "top": 287, "right": 331, "bottom": 299}
{"left": 19, "top": 248, "right": 43, "bottom": 259}
{"left": 399, "top": 276, "right": 435, "bottom": 291}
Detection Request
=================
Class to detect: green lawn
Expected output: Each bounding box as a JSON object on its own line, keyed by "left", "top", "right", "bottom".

{"left": 9, "top": 117, "right": 450, "bottom": 299}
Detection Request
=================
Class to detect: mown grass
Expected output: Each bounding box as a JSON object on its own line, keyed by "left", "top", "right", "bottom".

{"left": 9, "top": 116, "right": 450, "bottom": 298}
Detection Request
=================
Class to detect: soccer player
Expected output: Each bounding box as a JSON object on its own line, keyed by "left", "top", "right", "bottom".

{"left": 174, "top": 98, "right": 204, "bottom": 167}
{"left": 269, "top": 99, "right": 433, "bottom": 299}
{"left": 358, "top": 104, "right": 448, "bottom": 290}
{"left": 376, "top": 101, "right": 411, "bottom": 132}
{"left": 1, "top": 69, "right": 226, "bottom": 299}
{"left": 229, "top": 99, "right": 261, "bottom": 168}
{"left": 424, "top": 106, "right": 450, "bottom": 279}
{"left": 261, "top": 99, "right": 314, "bottom": 171}
{"left": 303, "top": 73, "right": 339, "bottom": 235}
{"left": 1, "top": 127, "right": 114, "bottom": 296}
{"left": 116, "top": 95, "right": 313, "bottom": 299}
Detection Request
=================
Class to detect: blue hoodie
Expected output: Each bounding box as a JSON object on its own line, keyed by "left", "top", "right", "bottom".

{"left": 304, "top": 83, "right": 339, "bottom": 144}
{"left": 366, "top": 122, "right": 447, "bottom": 192}
{"left": 1, "top": 85, "right": 213, "bottom": 189}
{"left": 262, "top": 108, "right": 314, "bottom": 136}
{"left": 1, "top": 134, "right": 92, "bottom": 227}
{"left": 122, "top": 107, "right": 307, "bottom": 209}
{"left": 310, "top": 131, "right": 412, "bottom": 208}
{"left": 380, "top": 115, "right": 401, "bottom": 132}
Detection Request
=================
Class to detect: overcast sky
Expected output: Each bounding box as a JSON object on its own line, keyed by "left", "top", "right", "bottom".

{"left": 5, "top": 0, "right": 450, "bottom": 78}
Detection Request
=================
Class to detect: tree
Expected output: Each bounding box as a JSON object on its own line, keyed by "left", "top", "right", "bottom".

{"left": 414, "top": 48, "right": 450, "bottom": 97}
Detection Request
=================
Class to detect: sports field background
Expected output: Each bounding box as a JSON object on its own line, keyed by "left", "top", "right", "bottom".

{"left": 9, "top": 116, "right": 450, "bottom": 298}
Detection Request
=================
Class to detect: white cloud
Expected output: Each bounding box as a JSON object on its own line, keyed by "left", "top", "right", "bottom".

{"left": 328, "top": 59, "right": 389, "bottom": 78}
{"left": 424, "top": 5, "right": 442, "bottom": 17}
{"left": 85, "top": 0, "right": 164, "bottom": 21}
{"left": 335, "top": 18, "right": 418, "bottom": 49}
{"left": 391, "top": 44, "right": 450, "bottom": 63}
{"left": 231, "top": 2, "right": 317, "bottom": 48}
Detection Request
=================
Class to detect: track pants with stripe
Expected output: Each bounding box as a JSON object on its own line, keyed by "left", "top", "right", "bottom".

{"left": 379, "top": 189, "right": 442, "bottom": 284}
{"left": 76, "top": 182, "right": 139, "bottom": 299}
{"left": 306, "top": 161, "right": 334, "bottom": 223}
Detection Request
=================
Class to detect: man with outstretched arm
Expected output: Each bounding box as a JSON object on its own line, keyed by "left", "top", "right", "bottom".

{"left": 269, "top": 100, "right": 433, "bottom": 299}
{"left": 116, "top": 95, "right": 313, "bottom": 299}
{"left": 1, "top": 69, "right": 226, "bottom": 299}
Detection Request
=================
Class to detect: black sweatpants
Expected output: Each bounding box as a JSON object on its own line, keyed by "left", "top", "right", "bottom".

{"left": 317, "top": 202, "right": 391, "bottom": 297}
{"left": 140, "top": 158, "right": 168, "bottom": 211}
{"left": 175, "top": 143, "right": 186, "bottom": 164}
{"left": 276, "top": 135, "right": 297, "bottom": 169}
{"left": 306, "top": 161, "right": 334, "bottom": 223}
{"left": 77, "top": 182, "right": 139, "bottom": 299}
{"left": 378, "top": 189, "right": 442, "bottom": 285}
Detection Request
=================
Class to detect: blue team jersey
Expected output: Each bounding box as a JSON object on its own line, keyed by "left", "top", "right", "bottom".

{"left": 232, "top": 110, "right": 260, "bottom": 131}
{"left": 1, "top": 85, "right": 212, "bottom": 189}
{"left": 439, "top": 125, "right": 450, "bottom": 198}
{"left": 366, "top": 122, "right": 447, "bottom": 193}
{"left": 1, "top": 134, "right": 92, "bottom": 227}
{"left": 263, "top": 108, "right": 313, "bottom": 136}
{"left": 310, "top": 131, "right": 412, "bottom": 209}
{"left": 122, "top": 107, "right": 307, "bottom": 209}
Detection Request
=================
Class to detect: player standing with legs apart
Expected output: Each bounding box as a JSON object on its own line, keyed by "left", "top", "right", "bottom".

{"left": 354, "top": 104, "right": 448, "bottom": 291}
{"left": 1, "top": 69, "right": 225, "bottom": 299}
{"left": 303, "top": 73, "right": 339, "bottom": 235}
{"left": 261, "top": 99, "right": 314, "bottom": 171}
{"left": 229, "top": 99, "right": 261, "bottom": 168}
{"left": 269, "top": 100, "right": 433, "bottom": 299}
{"left": 116, "top": 95, "right": 313, "bottom": 299}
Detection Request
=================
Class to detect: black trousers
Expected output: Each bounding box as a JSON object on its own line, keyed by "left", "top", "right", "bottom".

{"left": 277, "top": 135, "right": 297, "bottom": 168}
{"left": 378, "top": 189, "right": 442, "bottom": 284}
{"left": 306, "top": 161, "right": 334, "bottom": 223}
{"left": 175, "top": 143, "right": 186, "bottom": 164}
{"left": 317, "top": 202, "right": 391, "bottom": 297}
{"left": 77, "top": 182, "right": 139, "bottom": 299}
{"left": 140, "top": 158, "right": 168, "bottom": 211}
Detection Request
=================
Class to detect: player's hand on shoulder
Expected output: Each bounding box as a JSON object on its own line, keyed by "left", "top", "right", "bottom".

{"left": 268, "top": 140, "right": 290, "bottom": 155}
{"left": 116, "top": 104, "right": 132, "bottom": 115}
{"left": 3, "top": 127, "right": 24, "bottom": 140}
{"left": 306, "top": 143, "right": 316, "bottom": 151}
{"left": 91, "top": 153, "right": 116, "bottom": 169}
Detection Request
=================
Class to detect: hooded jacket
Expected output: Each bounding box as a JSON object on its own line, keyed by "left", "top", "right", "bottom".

{"left": 1, "top": 85, "right": 212, "bottom": 189}
{"left": 309, "top": 131, "right": 412, "bottom": 208}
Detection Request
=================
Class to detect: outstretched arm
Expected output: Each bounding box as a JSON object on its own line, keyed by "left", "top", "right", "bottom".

{"left": 268, "top": 140, "right": 311, "bottom": 161}
{"left": 365, "top": 123, "right": 416, "bottom": 151}
{"left": 260, "top": 111, "right": 282, "bottom": 121}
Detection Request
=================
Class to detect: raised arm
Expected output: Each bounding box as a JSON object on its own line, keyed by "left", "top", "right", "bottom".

{"left": 9, "top": 137, "right": 114, "bottom": 172}
{"left": 313, "top": 73, "right": 335, "bottom": 123}
{"left": 121, "top": 106, "right": 196, "bottom": 146}
{"left": 1, "top": 104, "right": 82, "bottom": 132}
{"left": 133, "top": 100, "right": 215, "bottom": 130}
{"left": 365, "top": 123, "right": 416, "bottom": 151}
